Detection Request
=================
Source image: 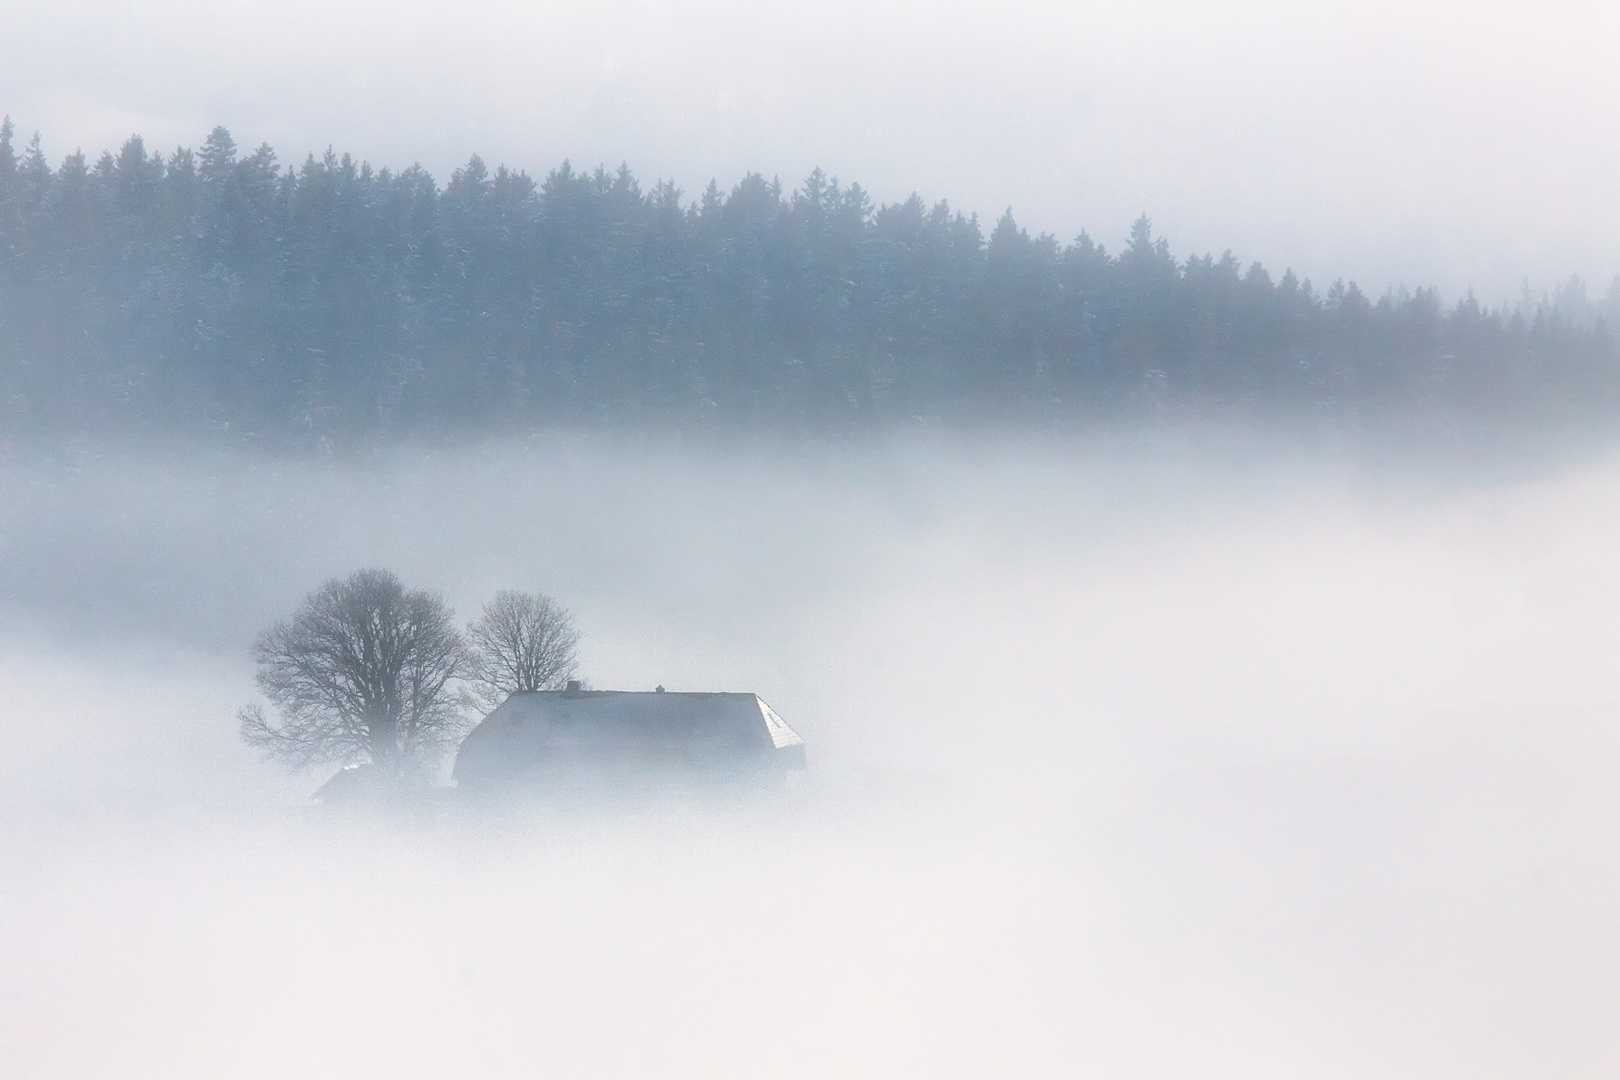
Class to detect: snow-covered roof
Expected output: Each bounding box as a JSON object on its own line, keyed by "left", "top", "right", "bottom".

{"left": 453, "top": 689, "right": 805, "bottom": 786}
{"left": 313, "top": 762, "right": 387, "bottom": 803}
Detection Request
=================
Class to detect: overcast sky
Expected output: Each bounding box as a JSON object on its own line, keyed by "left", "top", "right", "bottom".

{"left": 4, "top": 0, "right": 1617, "bottom": 303}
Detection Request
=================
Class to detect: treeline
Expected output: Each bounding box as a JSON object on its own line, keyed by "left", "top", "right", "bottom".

{"left": 0, "top": 118, "right": 1614, "bottom": 439}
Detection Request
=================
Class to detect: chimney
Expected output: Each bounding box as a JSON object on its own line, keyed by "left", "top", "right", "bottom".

{"left": 565, "top": 680, "right": 582, "bottom": 693}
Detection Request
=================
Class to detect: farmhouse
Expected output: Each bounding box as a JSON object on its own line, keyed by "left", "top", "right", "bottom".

{"left": 452, "top": 684, "right": 806, "bottom": 791}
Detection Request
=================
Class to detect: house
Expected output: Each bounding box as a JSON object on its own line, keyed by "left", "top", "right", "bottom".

{"left": 312, "top": 762, "right": 398, "bottom": 805}
{"left": 452, "top": 684, "right": 806, "bottom": 791}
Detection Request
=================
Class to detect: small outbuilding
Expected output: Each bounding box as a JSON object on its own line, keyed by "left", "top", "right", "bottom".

{"left": 312, "top": 762, "right": 393, "bottom": 805}
{"left": 452, "top": 686, "right": 806, "bottom": 792}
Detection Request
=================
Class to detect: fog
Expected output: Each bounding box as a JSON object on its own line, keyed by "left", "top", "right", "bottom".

{"left": 5, "top": 0, "right": 1619, "bottom": 301}
{"left": 2, "top": 430, "right": 1619, "bottom": 1077}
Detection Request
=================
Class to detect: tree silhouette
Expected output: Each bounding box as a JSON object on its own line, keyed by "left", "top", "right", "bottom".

{"left": 240, "top": 569, "right": 471, "bottom": 774}
{"left": 0, "top": 119, "right": 1611, "bottom": 438}
{"left": 464, "top": 591, "right": 582, "bottom": 712}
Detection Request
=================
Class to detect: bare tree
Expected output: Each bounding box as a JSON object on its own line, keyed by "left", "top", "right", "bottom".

{"left": 465, "top": 590, "right": 581, "bottom": 710}
{"left": 239, "top": 568, "right": 471, "bottom": 773}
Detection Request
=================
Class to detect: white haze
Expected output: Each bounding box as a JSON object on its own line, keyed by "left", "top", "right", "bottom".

{"left": 4, "top": 0, "right": 1620, "bottom": 302}
{"left": 2, "top": 430, "right": 1620, "bottom": 1077}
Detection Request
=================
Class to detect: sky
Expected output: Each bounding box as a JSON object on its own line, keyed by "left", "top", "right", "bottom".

{"left": 4, "top": 0, "right": 1618, "bottom": 304}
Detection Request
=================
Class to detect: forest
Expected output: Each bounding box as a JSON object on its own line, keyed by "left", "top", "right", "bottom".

{"left": 1, "top": 118, "right": 1615, "bottom": 440}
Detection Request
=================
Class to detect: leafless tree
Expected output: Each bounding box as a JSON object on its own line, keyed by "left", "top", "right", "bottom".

{"left": 465, "top": 590, "right": 581, "bottom": 710}
{"left": 239, "top": 568, "right": 471, "bottom": 773}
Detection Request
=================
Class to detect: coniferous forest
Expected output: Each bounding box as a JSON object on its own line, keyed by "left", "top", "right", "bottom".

{"left": 1, "top": 119, "right": 1615, "bottom": 440}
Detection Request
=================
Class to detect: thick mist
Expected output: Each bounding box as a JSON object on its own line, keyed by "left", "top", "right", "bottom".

{"left": 3, "top": 430, "right": 1620, "bottom": 1078}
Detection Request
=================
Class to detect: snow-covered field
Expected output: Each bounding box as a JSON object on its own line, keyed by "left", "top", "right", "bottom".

{"left": 2, "top": 428, "right": 1618, "bottom": 1079}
